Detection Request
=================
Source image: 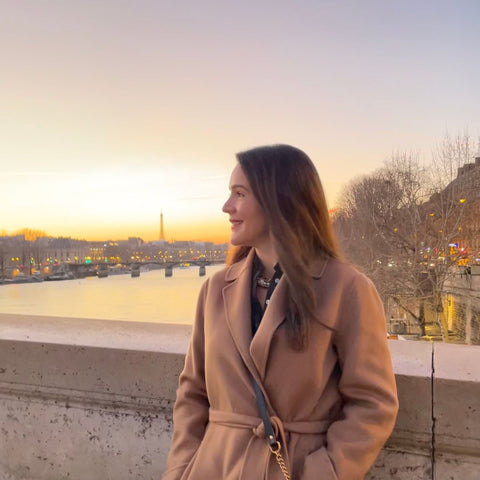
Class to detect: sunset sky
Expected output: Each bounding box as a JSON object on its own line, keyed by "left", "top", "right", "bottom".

{"left": 1, "top": 0, "right": 479, "bottom": 243}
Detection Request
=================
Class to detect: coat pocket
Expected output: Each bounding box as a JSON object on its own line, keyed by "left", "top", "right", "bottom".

{"left": 300, "top": 446, "right": 338, "bottom": 480}
{"left": 178, "top": 448, "right": 200, "bottom": 480}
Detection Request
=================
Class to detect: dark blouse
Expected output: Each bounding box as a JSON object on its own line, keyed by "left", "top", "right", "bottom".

{"left": 250, "top": 254, "right": 283, "bottom": 336}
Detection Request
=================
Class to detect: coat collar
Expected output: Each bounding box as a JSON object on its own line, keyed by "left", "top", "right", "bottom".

{"left": 222, "top": 249, "right": 329, "bottom": 384}
{"left": 224, "top": 248, "right": 330, "bottom": 282}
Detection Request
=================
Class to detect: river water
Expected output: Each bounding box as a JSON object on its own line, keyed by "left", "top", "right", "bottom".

{"left": 0, "top": 265, "right": 225, "bottom": 324}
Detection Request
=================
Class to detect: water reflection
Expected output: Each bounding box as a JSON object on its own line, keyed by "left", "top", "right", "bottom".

{"left": 0, "top": 265, "right": 225, "bottom": 324}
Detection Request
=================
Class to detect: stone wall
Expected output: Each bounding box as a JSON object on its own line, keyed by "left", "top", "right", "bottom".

{"left": 0, "top": 313, "right": 479, "bottom": 480}
{"left": 444, "top": 267, "right": 480, "bottom": 345}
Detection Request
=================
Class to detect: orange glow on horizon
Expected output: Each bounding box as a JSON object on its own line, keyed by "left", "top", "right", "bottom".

{"left": 19, "top": 218, "right": 232, "bottom": 244}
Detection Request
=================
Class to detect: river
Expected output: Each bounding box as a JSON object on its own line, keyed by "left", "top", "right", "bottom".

{"left": 0, "top": 265, "right": 225, "bottom": 324}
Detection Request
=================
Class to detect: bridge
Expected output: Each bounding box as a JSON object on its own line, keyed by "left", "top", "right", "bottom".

{"left": 58, "top": 258, "right": 226, "bottom": 279}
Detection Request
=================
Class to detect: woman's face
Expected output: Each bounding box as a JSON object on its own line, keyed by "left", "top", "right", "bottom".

{"left": 222, "top": 164, "right": 270, "bottom": 248}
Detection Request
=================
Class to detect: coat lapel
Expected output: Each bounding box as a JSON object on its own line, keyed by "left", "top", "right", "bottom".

{"left": 222, "top": 250, "right": 260, "bottom": 382}
{"left": 250, "top": 256, "right": 330, "bottom": 380}
{"left": 249, "top": 277, "right": 288, "bottom": 380}
{"left": 222, "top": 250, "right": 330, "bottom": 384}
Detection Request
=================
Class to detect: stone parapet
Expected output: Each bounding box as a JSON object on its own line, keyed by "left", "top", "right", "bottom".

{"left": 0, "top": 314, "right": 190, "bottom": 480}
{"left": 0, "top": 314, "right": 479, "bottom": 480}
{"left": 433, "top": 343, "right": 480, "bottom": 478}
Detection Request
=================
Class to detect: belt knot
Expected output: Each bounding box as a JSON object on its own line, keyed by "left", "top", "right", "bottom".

{"left": 252, "top": 421, "right": 265, "bottom": 438}
{"left": 252, "top": 416, "right": 283, "bottom": 441}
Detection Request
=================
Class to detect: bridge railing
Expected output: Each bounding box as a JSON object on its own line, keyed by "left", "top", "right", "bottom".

{"left": 0, "top": 313, "right": 479, "bottom": 480}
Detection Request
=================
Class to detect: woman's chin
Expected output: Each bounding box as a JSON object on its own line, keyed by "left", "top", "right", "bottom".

{"left": 229, "top": 235, "right": 247, "bottom": 247}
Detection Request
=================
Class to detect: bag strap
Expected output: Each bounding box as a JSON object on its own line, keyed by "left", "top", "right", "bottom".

{"left": 252, "top": 378, "right": 277, "bottom": 447}
{"left": 251, "top": 377, "right": 292, "bottom": 480}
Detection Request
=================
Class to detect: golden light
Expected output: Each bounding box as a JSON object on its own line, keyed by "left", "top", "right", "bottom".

{"left": 459, "top": 198, "right": 466, "bottom": 204}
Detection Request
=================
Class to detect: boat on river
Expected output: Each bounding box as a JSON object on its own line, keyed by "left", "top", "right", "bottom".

{"left": 44, "top": 272, "right": 75, "bottom": 281}
{"left": 0, "top": 274, "right": 44, "bottom": 285}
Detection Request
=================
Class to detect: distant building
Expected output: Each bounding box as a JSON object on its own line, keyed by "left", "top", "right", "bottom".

{"left": 441, "top": 156, "right": 480, "bottom": 256}
{"left": 454, "top": 156, "right": 480, "bottom": 202}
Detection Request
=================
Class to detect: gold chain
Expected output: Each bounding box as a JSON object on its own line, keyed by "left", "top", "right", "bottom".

{"left": 269, "top": 441, "right": 291, "bottom": 480}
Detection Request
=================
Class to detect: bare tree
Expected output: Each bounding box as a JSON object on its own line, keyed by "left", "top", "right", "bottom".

{"left": 334, "top": 134, "right": 480, "bottom": 340}
{"left": 335, "top": 153, "right": 432, "bottom": 335}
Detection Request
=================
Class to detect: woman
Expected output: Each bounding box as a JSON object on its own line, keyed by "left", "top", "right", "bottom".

{"left": 163, "top": 145, "right": 398, "bottom": 480}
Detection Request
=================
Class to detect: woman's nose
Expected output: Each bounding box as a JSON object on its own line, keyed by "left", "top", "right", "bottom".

{"left": 222, "top": 197, "right": 233, "bottom": 213}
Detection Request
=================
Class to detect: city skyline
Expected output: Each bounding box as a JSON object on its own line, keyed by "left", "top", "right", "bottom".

{"left": 0, "top": 217, "right": 229, "bottom": 244}
{"left": 1, "top": 1, "right": 480, "bottom": 242}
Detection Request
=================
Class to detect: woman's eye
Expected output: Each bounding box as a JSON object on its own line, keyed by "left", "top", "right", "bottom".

{"left": 235, "top": 190, "right": 245, "bottom": 198}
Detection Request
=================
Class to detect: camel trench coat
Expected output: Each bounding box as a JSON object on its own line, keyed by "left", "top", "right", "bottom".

{"left": 163, "top": 251, "right": 398, "bottom": 480}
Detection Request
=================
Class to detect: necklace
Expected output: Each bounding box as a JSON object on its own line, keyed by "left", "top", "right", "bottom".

{"left": 256, "top": 276, "right": 271, "bottom": 288}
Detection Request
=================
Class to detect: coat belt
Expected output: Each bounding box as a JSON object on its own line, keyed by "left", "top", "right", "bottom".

{"left": 209, "top": 409, "right": 330, "bottom": 479}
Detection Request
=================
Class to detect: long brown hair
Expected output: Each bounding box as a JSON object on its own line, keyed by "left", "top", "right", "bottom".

{"left": 228, "top": 144, "right": 342, "bottom": 350}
